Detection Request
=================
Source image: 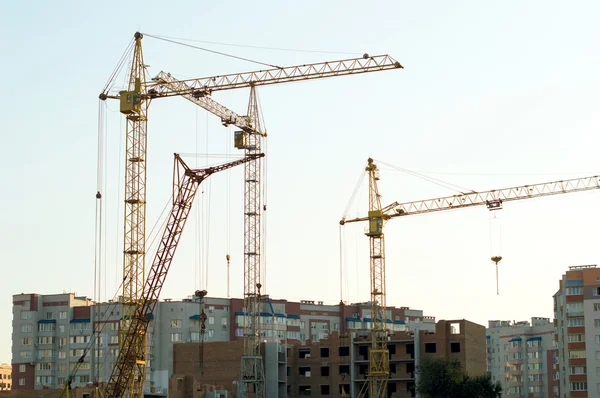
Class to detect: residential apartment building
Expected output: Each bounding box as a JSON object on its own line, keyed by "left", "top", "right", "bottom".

{"left": 12, "top": 292, "right": 434, "bottom": 395}
{"left": 172, "top": 319, "right": 487, "bottom": 398}
{"left": 554, "top": 264, "right": 600, "bottom": 398}
{"left": 0, "top": 364, "right": 11, "bottom": 390}
{"left": 486, "top": 317, "right": 557, "bottom": 397}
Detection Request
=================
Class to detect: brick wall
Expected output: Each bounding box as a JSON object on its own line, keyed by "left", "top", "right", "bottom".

{"left": 173, "top": 340, "right": 244, "bottom": 394}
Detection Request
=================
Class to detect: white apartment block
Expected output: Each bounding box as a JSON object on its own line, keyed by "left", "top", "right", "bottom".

{"left": 486, "top": 317, "right": 557, "bottom": 397}
{"left": 12, "top": 292, "right": 434, "bottom": 395}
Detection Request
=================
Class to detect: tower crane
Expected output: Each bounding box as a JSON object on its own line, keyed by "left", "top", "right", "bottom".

{"left": 340, "top": 158, "right": 600, "bottom": 397}
{"left": 100, "top": 31, "right": 403, "bottom": 397}
{"left": 104, "top": 153, "right": 263, "bottom": 397}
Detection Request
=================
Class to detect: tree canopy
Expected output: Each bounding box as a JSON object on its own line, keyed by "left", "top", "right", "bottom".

{"left": 416, "top": 357, "right": 502, "bottom": 398}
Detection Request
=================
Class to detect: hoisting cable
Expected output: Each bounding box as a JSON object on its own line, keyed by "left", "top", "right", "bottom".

{"left": 226, "top": 126, "right": 232, "bottom": 298}
{"left": 141, "top": 33, "right": 283, "bottom": 69}
{"left": 257, "top": 90, "right": 269, "bottom": 293}
{"left": 93, "top": 99, "right": 106, "bottom": 387}
{"left": 100, "top": 38, "right": 135, "bottom": 98}
{"left": 340, "top": 169, "right": 366, "bottom": 223}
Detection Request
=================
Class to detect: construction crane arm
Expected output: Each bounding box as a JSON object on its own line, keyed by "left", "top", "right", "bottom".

{"left": 150, "top": 72, "right": 264, "bottom": 136}
{"left": 340, "top": 174, "right": 600, "bottom": 225}
{"left": 105, "top": 153, "right": 264, "bottom": 398}
{"left": 146, "top": 54, "right": 403, "bottom": 97}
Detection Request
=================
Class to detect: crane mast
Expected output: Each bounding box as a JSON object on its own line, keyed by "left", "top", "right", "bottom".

{"left": 361, "top": 158, "right": 389, "bottom": 397}
{"left": 341, "top": 159, "right": 600, "bottom": 397}
{"left": 119, "top": 32, "right": 148, "bottom": 396}
{"left": 238, "top": 86, "right": 266, "bottom": 397}
{"left": 105, "top": 154, "right": 262, "bottom": 397}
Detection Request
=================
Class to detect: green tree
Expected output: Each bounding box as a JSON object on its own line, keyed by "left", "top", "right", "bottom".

{"left": 416, "top": 357, "right": 502, "bottom": 398}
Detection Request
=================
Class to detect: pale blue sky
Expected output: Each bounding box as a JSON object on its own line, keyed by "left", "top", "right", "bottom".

{"left": 1, "top": 1, "right": 600, "bottom": 364}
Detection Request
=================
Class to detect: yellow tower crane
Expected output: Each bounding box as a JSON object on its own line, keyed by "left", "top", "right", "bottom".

{"left": 100, "top": 32, "right": 403, "bottom": 397}
{"left": 340, "top": 158, "right": 600, "bottom": 397}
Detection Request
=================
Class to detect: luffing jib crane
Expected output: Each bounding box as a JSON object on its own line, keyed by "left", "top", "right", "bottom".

{"left": 340, "top": 158, "right": 600, "bottom": 397}
{"left": 104, "top": 153, "right": 263, "bottom": 397}
{"left": 101, "top": 31, "right": 403, "bottom": 397}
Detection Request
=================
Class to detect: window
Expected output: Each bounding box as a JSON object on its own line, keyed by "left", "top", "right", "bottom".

{"left": 20, "top": 351, "right": 32, "bottom": 359}
{"left": 595, "top": 287, "right": 600, "bottom": 296}
{"left": 18, "top": 378, "right": 25, "bottom": 386}
{"left": 70, "top": 322, "right": 90, "bottom": 331}
{"left": 19, "top": 365, "right": 25, "bottom": 373}
{"left": 570, "top": 381, "right": 587, "bottom": 391}
{"left": 208, "top": 329, "right": 215, "bottom": 338}
{"left": 300, "top": 321, "right": 305, "bottom": 329}
{"left": 339, "top": 346, "right": 349, "bottom": 357}
{"left": 79, "top": 375, "right": 90, "bottom": 384}
{"left": 58, "top": 325, "right": 65, "bottom": 333}
{"left": 46, "top": 312, "right": 54, "bottom": 320}
{"left": 567, "top": 287, "right": 582, "bottom": 295}
{"left": 20, "top": 337, "right": 32, "bottom": 346}
{"left": 70, "top": 336, "right": 90, "bottom": 344}
{"left": 170, "top": 319, "right": 182, "bottom": 328}
{"left": 568, "top": 317, "right": 585, "bottom": 327}
{"left": 59, "top": 311, "right": 67, "bottom": 319}
{"left": 298, "top": 348, "right": 311, "bottom": 359}
{"left": 425, "top": 343, "right": 436, "bottom": 353}
{"left": 38, "top": 336, "right": 55, "bottom": 344}
{"left": 110, "top": 335, "right": 119, "bottom": 344}
{"left": 208, "top": 317, "right": 215, "bottom": 325}
{"left": 221, "top": 317, "right": 227, "bottom": 326}
{"left": 37, "top": 363, "right": 52, "bottom": 371}
{"left": 321, "top": 347, "right": 329, "bottom": 358}
{"left": 570, "top": 366, "right": 586, "bottom": 375}
{"left": 333, "top": 323, "right": 339, "bottom": 330}
{"left": 299, "top": 366, "right": 311, "bottom": 377}
{"left": 451, "top": 342, "right": 460, "bottom": 353}
{"left": 320, "top": 385, "right": 330, "bottom": 395}
{"left": 21, "top": 311, "right": 32, "bottom": 320}
{"left": 170, "top": 333, "right": 182, "bottom": 342}
{"left": 70, "top": 349, "right": 85, "bottom": 357}
{"left": 569, "top": 350, "right": 586, "bottom": 359}
{"left": 20, "top": 324, "right": 32, "bottom": 333}
{"left": 568, "top": 334, "right": 585, "bottom": 342}
{"left": 595, "top": 303, "right": 600, "bottom": 312}
{"left": 58, "top": 351, "right": 66, "bottom": 359}
{"left": 38, "top": 323, "right": 55, "bottom": 332}
{"left": 321, "top": 366, "right": 330, "bottom": 376}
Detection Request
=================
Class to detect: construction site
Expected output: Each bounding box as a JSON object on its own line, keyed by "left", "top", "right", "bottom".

{"left": 4, "top": 3, "right": 600, "bottom": 398}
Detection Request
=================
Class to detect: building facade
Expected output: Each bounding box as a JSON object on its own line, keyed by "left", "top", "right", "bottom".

{"left": 172, "top": 319, "right": 486, "bottom": 398}
{"left": 12, "top": 292, "right": 435, "bottom": 395}
{"left": 486, "top": 317, "right": 557, "bottom": 397}
{"left": 554, "top": 264, "right": 600, "bottom": 398}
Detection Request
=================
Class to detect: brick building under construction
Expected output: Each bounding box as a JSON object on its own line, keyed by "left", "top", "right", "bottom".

{"left": 170, "top": 319, "right": 486, "bottom": 398}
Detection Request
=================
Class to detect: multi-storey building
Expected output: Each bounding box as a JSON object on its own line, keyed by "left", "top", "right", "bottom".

{"left": 12, "top": 292, "right": 434, "bottom": 395}
{"left": 554, "top": 264, "right": 600, "bottom": 398}
{"left": 172, "top": 319, "right": 486, "bottom": 398}
{"left": 0, "top": 364, "right": 11, "bottom": 390}
{"left": 486, "top": 317, "right": 557, "bottom": 397}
